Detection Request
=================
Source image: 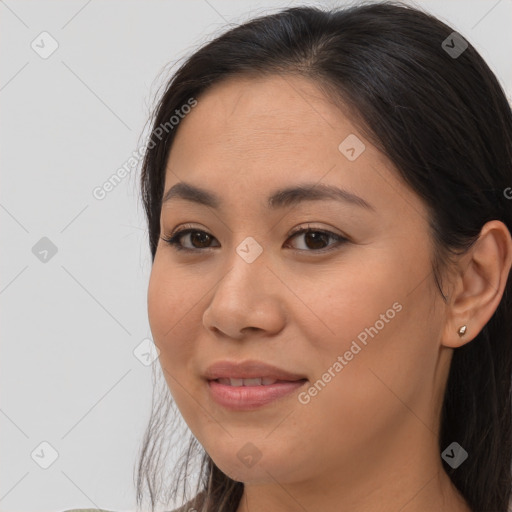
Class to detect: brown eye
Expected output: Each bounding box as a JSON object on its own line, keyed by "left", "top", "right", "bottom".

{"left": 298, "top": 231, "right": 330, "bottom": 250}
{"left": 187, "top": 231, "right": 214, "bottom": 249}
{"left": 161, "top": 229, "right": 219, "bottom": 251}
{"left": 161, "top": 226, "right": 348, "bottom": 253}
{"left": 287, "top": 228, "right": 348, "bottom": 252}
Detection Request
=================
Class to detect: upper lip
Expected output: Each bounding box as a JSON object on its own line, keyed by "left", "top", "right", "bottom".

{"left": 204, "top": 360, "right": 308, "bottom": 381}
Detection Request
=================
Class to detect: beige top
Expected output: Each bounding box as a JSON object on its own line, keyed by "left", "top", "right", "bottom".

{"left": 62, "top": 508, "right": 184, "bottom": 512}
{"left": 62, "top": 509, "right": 179, "bottom": 512}
{"left": 62, "top": 492, "right": 205, "bottom": 512}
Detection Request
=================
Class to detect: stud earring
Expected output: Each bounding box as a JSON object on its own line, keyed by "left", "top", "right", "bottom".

{"left": 457, "top": 325, "right": 467, "bottom": 337}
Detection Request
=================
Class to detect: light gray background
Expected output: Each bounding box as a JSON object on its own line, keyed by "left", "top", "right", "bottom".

{"left": 1, "top": 1, "right": 511, "bottom": 511}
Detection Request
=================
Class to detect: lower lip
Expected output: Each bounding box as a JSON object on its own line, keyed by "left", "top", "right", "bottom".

{"left": 207, "top": 379, "right": 308, "bottom": 411}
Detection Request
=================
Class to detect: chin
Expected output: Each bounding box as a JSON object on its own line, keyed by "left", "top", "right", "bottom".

{"left": 216, "top": 459, "right": 276, "bottom": 485}
{"left": 210, "top": 447, "right": 305, "bottom": 486}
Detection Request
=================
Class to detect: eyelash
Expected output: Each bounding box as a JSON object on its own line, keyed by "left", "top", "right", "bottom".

{"left": 160, "top": 224, "right": 349, "bottom": 254}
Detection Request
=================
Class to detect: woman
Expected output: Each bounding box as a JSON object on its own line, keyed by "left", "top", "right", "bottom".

{"left": 65, "top": 1, "right": 512, "bottom": 511}
{"left": 138, "top": 1, "right": 512, "bottom": 511}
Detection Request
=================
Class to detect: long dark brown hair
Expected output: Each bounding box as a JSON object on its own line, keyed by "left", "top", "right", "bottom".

{"left": 135, "top": 2, "right": 512, "bottom": 511}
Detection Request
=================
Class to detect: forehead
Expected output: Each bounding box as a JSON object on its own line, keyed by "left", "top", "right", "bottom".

{"left": 173, "top": 74, "right": 348, "bottom": 148}
{"left": 162, "top": 74, "right": 425, "bottom": 224}
{"left": 167, "top": 75, "right": 367, "bottom": 182}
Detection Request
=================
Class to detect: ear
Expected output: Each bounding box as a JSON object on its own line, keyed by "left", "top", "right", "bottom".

{"left": 442, "top": 220, "right": 512, "bottom": 348}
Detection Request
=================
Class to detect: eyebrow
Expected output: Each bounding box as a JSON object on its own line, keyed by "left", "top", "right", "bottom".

{"left": 161, "top": 181, "right": 375, "bottom": 212}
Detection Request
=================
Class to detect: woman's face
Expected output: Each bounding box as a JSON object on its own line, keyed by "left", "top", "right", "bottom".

{"left": 147, "top": 74, "right": 453, "bottom": 487}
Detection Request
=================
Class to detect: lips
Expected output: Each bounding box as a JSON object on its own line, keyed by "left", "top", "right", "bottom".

{"left": 217, "top": 377, "right": 287, "bottom": 386}
{"left": 208, "top": 377, "right": 308, "bottom": 410}
{"left": 203, "top": 359, "right": 308, "bottom": 383}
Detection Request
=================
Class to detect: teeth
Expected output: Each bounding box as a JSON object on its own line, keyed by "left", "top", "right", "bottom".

{"left": 216, "top": 377, "right": 279, "bottom": 386}
{"left": 244, "top": 378, "right": 262, "bottom": 386}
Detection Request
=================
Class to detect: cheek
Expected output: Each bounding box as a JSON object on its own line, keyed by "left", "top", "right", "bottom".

{"left": 147, "top": 260, "right": 175, "bottom": 347}
{"left": 147, "top": 258, "right": 200, "bottom": 379}
{"left": 291, "top": 254, "right": 431, "bottom": 414}
{"left": 147, "top": 264, "right": 209, "bottom": 429}
{"left": 297, "top": 270, "right": 438, "bottom": 439}
{"left": 291, "top": 256, "right": 401, "bottom": 360}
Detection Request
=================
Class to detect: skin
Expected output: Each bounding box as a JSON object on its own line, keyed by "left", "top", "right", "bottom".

{"left": 147, "top": 74, "right": 512, "bottom": 512}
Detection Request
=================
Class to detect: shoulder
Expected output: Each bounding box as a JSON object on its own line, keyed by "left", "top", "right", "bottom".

{"left": 61, "top": 509, "right": 188, "bottom": 512}
{"left": 61, "top": 507, "right": 187, "bottom": 512}
{"left": 61, "top": 491, "right": 206, "bottom": 512}
{"left": 170, "top": 490, "right": 206, "bottom": 511}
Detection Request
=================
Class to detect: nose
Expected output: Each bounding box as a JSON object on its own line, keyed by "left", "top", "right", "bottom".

{"left": 202, "top": 245, "right": 287, "bottom": 340}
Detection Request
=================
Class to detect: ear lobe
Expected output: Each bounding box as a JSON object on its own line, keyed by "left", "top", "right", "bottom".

{"left": 441, "top": 220, "right": 512, "bottom": 349}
